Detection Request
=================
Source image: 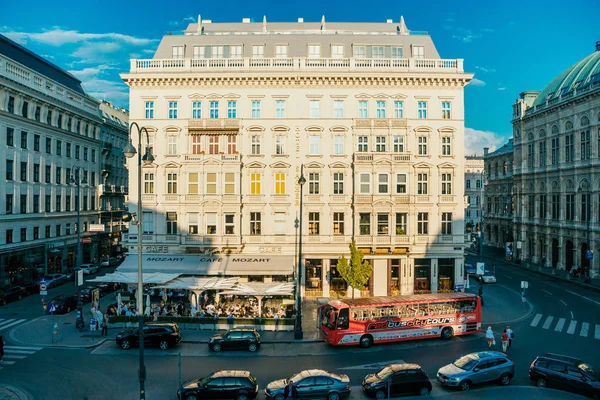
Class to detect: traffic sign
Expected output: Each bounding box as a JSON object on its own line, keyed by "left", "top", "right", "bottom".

{"left": 521, "top": 281, "right": 529, "bottom": 289}
{"left": 40, "top": 277, "right": 46, "bottom": 283}
{"left": 39, "top": 283, "right": 47, "bottom": 292}
{"left": 40, "top": 291, "right": 47, "bottom": 296}
{"left": 90, "top": 224, "right": 105, "bottom": 232}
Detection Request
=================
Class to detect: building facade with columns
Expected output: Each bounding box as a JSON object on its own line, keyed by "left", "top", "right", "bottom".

{"left": 0, "top": 34, "right": 103, "bottom": 286}
{"left": 511, "top": 42, "right": 600, "bottom": 277}
{"left": 120, "top": 16, "right": 473, "bottom": 297}
{"left": 464, "top": 156, "right": 484, "bottom": 236}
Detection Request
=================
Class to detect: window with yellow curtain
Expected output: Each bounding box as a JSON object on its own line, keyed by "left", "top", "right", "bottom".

{"left": 275, "top": 173, "right": 286, "bottom": 194}
{"left": 206, "top": 173, "right": 217, "bottom": 194}
{"left": 250, "top": 173, "right": 261, "bottom": 194}
{"left": 188, "top": 173, "right": 198, "bottom": 194}
{"left": 224, "top": 173, "right": 235, "bottom": 194}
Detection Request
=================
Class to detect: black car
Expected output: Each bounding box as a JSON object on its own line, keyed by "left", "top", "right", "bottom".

{"left": 178, "top": 370, "right": 259, "bottom": 400}
{"left": 79, "top": 286, "right": 96, "bottom": 303}
{"left": 265, "top": 370, "right": 351, "bottom": 400}
{"left": 22, "top": 282, "right": 40, "bottom": 295}
{"left": 116, "top": 322, "right": 182, "bottom": 350}
{"left": 363, "top": 364, "right": 432, "bottom": 398}
{"left": 0, "top": 286, "right": 26, "bottom": 305}
{"left": 529, "top": 353, "right": 600, "bottom": 398}
{"left": 48, "top": 295, "right": 78, "bottom": 314}
{"left": 209, "top": 328, "right": 261, "bottom": 352}
{"left": 96, "top": 282, "right": 119, "bottom": 294}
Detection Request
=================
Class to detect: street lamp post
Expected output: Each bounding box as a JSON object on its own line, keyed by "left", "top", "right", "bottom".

{"left": 70, "top": 166, "right": 87, "bottom": 330}
{"left": 123, "top": 122, "right": 154, "bottom": 400}
{"left": 295, "top": 165, "right": 306, "bottom": 340}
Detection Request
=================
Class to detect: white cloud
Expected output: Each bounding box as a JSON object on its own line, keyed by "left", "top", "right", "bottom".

{"left": 498, "top": 87, "right": 506, "bottom": 91}
{"left": 68, "top": 65, "right": 112, "bottom": 80}
{"left": 4, "top": 28, "right": 155, "bottom": 46}
{"left": 470, "top": 78, "right": 486, "bottom": 87}
{"left": 81, "top": 78, "right": 130, "bottom": 105}
{"left": 453, "top": 33, "right": 481, "bottom": 43}
{"left": 71, "top": 42, "right": 122, "bottom": 60}
{"left": 168, "top": 16, "right": 195, "bottom": 28}
{"left": 475, "top": 65, "right": 496, "bottom": 73}
{"left": 464, "top": 127, "right": 508, "bottom": 156}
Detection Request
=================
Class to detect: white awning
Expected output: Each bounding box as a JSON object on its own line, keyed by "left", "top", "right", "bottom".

{"left": 86, "top": 272, "right": 181, "bottom": 284}
{"left": 154, "top": 277, "right": 239, "bottom": 290}
{"left": 218, "top": 282, "right": 295, "bottom": 297}
{"left": 116, "top": 254, "right": 294, "bottom": 276}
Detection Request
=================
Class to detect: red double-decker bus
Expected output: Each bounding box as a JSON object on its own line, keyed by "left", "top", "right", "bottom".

{"left": 318, "top": 292, "right": 481, "bottom": 348}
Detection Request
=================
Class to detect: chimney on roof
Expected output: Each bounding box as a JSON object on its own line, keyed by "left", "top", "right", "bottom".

{"left": 298, "top": 17, "right": 304, "bottom": 23}
{"left": 321, "top": 15, "right": 326, "bottom": 30}
{"left": 263, "top": 15, "right": 267, "bottom": 33}
{"left": 242, "top": 18, "right": 250, "bottom": 23}
{"left": 197, "top": 15, "right": 202, "bottom": 33}
{"left": 483, "top": 147, "right": 489, "bottom": 156}
{"left": 596, "top": 41, "right": 600, "bottom": 52}
{"left": 386, "top": 19, "right": 393, "bottom": 23}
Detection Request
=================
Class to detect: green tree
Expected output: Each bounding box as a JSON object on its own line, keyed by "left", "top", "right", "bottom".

{"left": 337, "top": 241, "right": 373, "bottom": 298}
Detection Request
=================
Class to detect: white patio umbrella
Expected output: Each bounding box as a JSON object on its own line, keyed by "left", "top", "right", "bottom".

{"left": 117, "top": 293, "right": 122, "bottom": 314}
{"left": 144, "top": 294, "right": 151, "bottom": 317}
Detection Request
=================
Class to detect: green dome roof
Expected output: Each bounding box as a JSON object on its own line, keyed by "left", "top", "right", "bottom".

{"left": 533, "top": 43, "right": 600, "bottom": 107}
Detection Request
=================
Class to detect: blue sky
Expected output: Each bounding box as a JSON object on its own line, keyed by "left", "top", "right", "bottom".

{"left": 2, "top": 0, "right": 599, "bottom": 155}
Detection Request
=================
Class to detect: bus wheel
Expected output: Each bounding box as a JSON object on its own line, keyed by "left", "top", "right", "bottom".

{"left": 359, "top": 335, "right": 373, "bottom": 348}
{"left": 441, "top": 327, "right": 454, "bottom": 340}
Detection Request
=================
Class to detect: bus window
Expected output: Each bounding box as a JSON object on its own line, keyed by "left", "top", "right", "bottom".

{"left": 418, "top": 303, "right": 429, "bottom": 316}
{"left": 459, "top": 300, "right": 476, "bottom": 312}
{"left": 321, "top": 305, "right": 338, "bottom": 329}
{"left": 337, "top": 308, "right": 349, "bottom": 330}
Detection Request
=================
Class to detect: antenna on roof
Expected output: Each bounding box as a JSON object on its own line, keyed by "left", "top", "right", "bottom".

{"left": 197, "top": 15, "right": 202, "bottom": 33}
{"left": 399, "top": 16, "right": 409, "bottom": 35}
{"left": 263, "top": 15, "right": 267, "bottom": 33}
{"left": 321, "top": 15, "right": 326, "bottom": 30}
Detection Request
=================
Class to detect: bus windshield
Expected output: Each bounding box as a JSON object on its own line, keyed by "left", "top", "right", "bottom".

{"left": 321, "top": 305, "right": 338, "bottom": 329}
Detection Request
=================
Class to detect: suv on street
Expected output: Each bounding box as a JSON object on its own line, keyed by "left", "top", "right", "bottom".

{"left": 116, "top": 322, "right": 181, "bottom": 350}
{"left": 363, "top": 363, "right": 432, "bottom": 398}
{"left": 177, "top": 370, "right": 259, "bottom": 400}
{"left": 529, "top": 353, "right": 600, "bottom": 398}
{"left": 209, "top": 327, "right": 261, "bottom": 352}
{"left": 437, "top": 351, "right": 514, "bottom": 391}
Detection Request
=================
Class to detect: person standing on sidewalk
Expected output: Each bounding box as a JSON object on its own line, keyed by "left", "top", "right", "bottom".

{"left": 506, "top": 326, "right": 514, "bottom": 348}
{"left": 501, "top": 329, "right": 509, "bottom": 353}
{"left": 485, "top": 326, "right": 495, "bottom": 348}
{"left": 101, "top": 318, "right": 108, "bottom": 336}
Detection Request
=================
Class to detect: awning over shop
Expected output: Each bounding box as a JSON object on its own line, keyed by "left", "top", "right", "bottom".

{"left": 86, "top": 272, "right": 180, "bottom": 284}
{"left": 218, "top": 282, "right": 295, "bottom": 297}
{"left": 116, "top": 254, "right": 294, "bottom": 276}
{"left": 154, "top": 277, "right": 239, "bottom": 290}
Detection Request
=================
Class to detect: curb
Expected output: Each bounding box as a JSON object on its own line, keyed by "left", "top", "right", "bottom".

{"left": 485, "top": 283, "right": 536, "bottom": 326}
{"left": 0, "top": 385, "right": 30, "bottom": 400}
{"left": 8, "top": 318, "right": 112, "bottom": 349}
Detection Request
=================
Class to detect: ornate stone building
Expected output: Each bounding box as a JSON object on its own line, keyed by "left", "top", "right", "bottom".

{"left": 464, "top": 156, "right": 484, "bottom": 235}
{"left": 120, "top": 16, "right": 473, "bottom": 296}
{"left": 512, "top": 42, "right": 600, "bottom": 277}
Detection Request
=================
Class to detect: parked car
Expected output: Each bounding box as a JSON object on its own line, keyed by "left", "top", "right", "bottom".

{"left": 529, "top": 353, "right": 600, "bottom": 398}
{"left": 79, "top": 286, "right": 97, "bottom": 303}
{"left": 209, "top": 327, "right": 261, "bottom": 352}
{"left": 21, "top": 282, "right": 40, "bottom": 295}
{"left": 362, "top": 363, "right": 432, "bottom": 398}
{"left": 437, "top": 351, "right": 514, "bottom": 391}
{"left": 265, "top": 370, "right": 351, "bottom": 400}
{"left": 78, "top": 264, "right": 98, "bottom": 275}
{"left": 47, "top": 295, "right": 78, "bottom": 314}
{"left": 40, "top": 274, "right": 67, "bottom": 288}
{"left": 0, "top": 286, "right": 26, "bottom": 305}
{"left": 96, "top": 281, "right": 119, "bottom": 294}
{"left": 116, "top": 322, "right": 181, "bottom": 350}
{"left": 100, "top": 257, "right": 111, "bottom": 267}
{"left": 481, "top": 271, "right": 497, "bottom": 284}
{"left": 178, "top": 370, "right": 259, "bottom": 400}
{"left": 465, "top": 264, "right": 477, "bottom": 275}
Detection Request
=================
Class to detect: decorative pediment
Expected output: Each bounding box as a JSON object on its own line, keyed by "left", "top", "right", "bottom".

{"left": 305, "top": 125, "right": 324, "bottom": 132}
{"left": 329, "top": 125, "right": 348, "bottom": 133}
{"left": 354, "top": 93, "right": 372, "bottom": 99}
{"left": 328, "top": 162, "right": 349, "bottom": 169}
{"left": 373, "top": 159, "right": 393, "bottom": 167}
{"left": 390, "top": 93, "right": 408, "bottom": 99}
{"left": 373, "top": 199, "right": 394, "bottom": 206}
{"left": 437, "top": 126, "right": 456, "bottom": 134}
{"left": 202, "top": 158, "right": 222, "bottom": 166}
{"left": 143, "top": 126, "right": 158, "bottom": 134}
{"left": 271, "top": 125, "right": 290, "bottom": 132}
{"left": 206, "top": 93, "right": 223, "bottom": 99}
{"left": 438, "top": 162, "right": 457, "bottom": 169}
{"left": 413, "top": 162, "right": 433, "bottom": 169}
{"left": 247, "top": 125, "right": 266, "bottom": 132}
{"left": 372, "top": 93, "right": 389, "bottom": 99}
{"left": 163, "top": 162, "right": 181, "bottom": 169}
{"left": 305, "top": 161, "right": 325, "bottom": 169}
{"left": 269, "top": 161, "right": 291, "bottom": 169}
{"left": 164, "top": 125, "right": 182, "bottom": 133}
{"left": 187, "top": 93, "right": 206, "bottom": 99}
{"left": 413, "top": 126, "right": 432, "bottom": 134}
{"left": 223, "top": 93, "right": 241, "bottom": 99}
{"left": 200, "top": 200, "right": 223, "bottom": 207}
{"left": 245, "top": 161, "right": 266, "bottom": 169}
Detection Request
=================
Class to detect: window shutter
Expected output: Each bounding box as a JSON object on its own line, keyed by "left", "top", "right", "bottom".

{"left": 384, "top": 46, "right": 391, "bottom": 58}
{"left": 223, "top": 45, "right": 230, "bottom": 58}
{"left": 205, "top": 46, "right": 212, "bottom": 58}
{"left": 366, "top": 46, "right": 372, "bottom": 58}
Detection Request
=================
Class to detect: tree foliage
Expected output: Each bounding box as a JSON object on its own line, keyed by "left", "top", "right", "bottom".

{"left": 337, "top": 241, "right": 373, "bottom": 298}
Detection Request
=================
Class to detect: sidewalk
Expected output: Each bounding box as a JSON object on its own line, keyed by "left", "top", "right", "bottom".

{"left": 0, "top": 386, "right": 29, "bottom": 400}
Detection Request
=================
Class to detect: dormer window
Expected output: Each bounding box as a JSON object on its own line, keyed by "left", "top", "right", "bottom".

{"left": 252, "top": 45, "right": 264, "bottom": 58}
{"left": 308, "top": 45, "right": 321, "bottom": 59}
{"left": 412, "top": 46, "right": 424, "bottom": 59}
{"left": 172, "top": 46, "right": 184, "bottom": 59}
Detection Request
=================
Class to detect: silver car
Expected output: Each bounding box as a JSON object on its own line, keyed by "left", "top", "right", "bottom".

{"left": 437, "top": 351, "right": 514, "bottom": 391}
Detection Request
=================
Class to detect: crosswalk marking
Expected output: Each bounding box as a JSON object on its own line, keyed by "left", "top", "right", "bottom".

{"left": 554, "top": 318, "right": 566, "bottom": 332}
{"left": 530, "top": 314, "right": 543, "bottom": 327}
{"left": 3, "top": 345, "right": 43, "bottom": 351}
{"left": 2, "top": 354, "right": 26, "bottom": 360}
{"left": 580, "top": 322, "right": 590, "bottom": 337}
{"left": 567, "top": 320, "right": 578, "bottom": 334}
{"left": 0, "top": 360, "right": 16, "bottom": 365}
{"left": 596, "top": 325, "right": 600, "bottom": 340}
{"left": 0, "top": 318, "right": 27, "bottom": 331}
{"left": 0, "top": 344, "right": 43, "bottom": 371}
{"left": 542, "top": 316, "right": 554, "bottom": 329}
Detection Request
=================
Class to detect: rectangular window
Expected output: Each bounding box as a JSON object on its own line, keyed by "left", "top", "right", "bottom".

{"left": 168, "top": 136, "right": 177, "bottom": 155}
{"left": 441, "top": 101, "right": 451, "bottom": 119}
{"left": 172, "top": 46, "right": 184, "bottom": 59}
{"left": 144, "top": 173, "right": 155, "bottom": 194}
{"left": 333, "top": 172, "right": 344, "bottom": 194}
{"left": 441, "top": 173, "right": 452, "bottom": 194}
{"left": 378, "top": 174, "right": 389, "bottom": 194}
{"left": 56, "top": 140, "right": 62, "bottom": 156}
{"left": 418, "top": 136, "right": 428, "bottom": 155}
{"left": 551, "top": 138, "right": 559, "bottom": 165}
{"left": 166, "top": 212, "right": 178, "bottom": 235}
{"left": 20, "top": 161, "right": 27, "bottom": 181}
{"left": 308, "top": 212, "right": 320, "bottom": 234}
{"left": 377, "top": 214, "right": 389, "bottom": 235}
{"left": 251, "top": 100, "right": 261, "bottom": 118}
{"left": 566, "top": 194, "right": 575, "bottom": 221}
{"left": 227, "top": 101, "right": 237, "bottom": 119}
{"left": 308, "top": 44, "right": 320, "bottom": 59}
{"left": 359, "top": 173, "right": 371, "bottom": 194}
{"left": 333, "top": 100, "right": 344, "bottom": 118}
{"left": 6, "top": 229, "right": 12, "bottom": 244}
{"left": 441, "top": 213, "right": 453, "bottom": 234}
{"left": 45, "top": 225, "right": 51, "bottom": 238}
{"left": 221, "top": 214, "right": 234, "bottom": 235}
{"left": 193, "top": 46, "right": 205, "bottom": 59}
{"left": 309, "top": 100, "right": 320, "bottom": 118}
{"left": 251, "top": 135, "right": 261, "bottom": 155}
{"left": 208, "top": 135, "right": 219, "bottom": 154}
{"left": 372, "top": 46, "right": 384, "bottom": 58}
{"left": 393, "top": 136, "right": 405, "bottom": 153}
{"left": 167, "top": 173, "right": 178, "bottom": 194}
{"left": 539, "top": 194, "right": 547, "bottom": 219}
{"left": 209, "top": 101, "right": 219, "bottom": 119}
{"left": 74, "top": 144, "right": 79, "bottom": 159}
{"left": 417, "top": 212, "right": 429, "bottom": 234}
{"left": 83, "top": 147, "right": 88, "bottom": 161}
{"left": 417, "top": 173, "right": 428, "bottom": 194}
{"left": 359, "top": 213, "right": 370, "bottom": 235}
{"left": 331, "top": 45, "right": 344, "bottom": 58}
{"left": 566, "top": 134, "right": 574, "bottom": 162}
{"left": 211, "top": 46, "right": 223, "bottom": 58}
{"left": 375, "top": 136, "right": 386, "bottom": 152}
{"left": 230, "top": 45, "right": 242, "bottom": 59}
{"left": 275, "top": 45, "right": 288, "bottom": 58}
{"left": 393, "top": 101, "right": 404, "bottom": 118}
{"left": 45, "top": 166, "right": 51, "bottom": 183}
{"left": 224, "top": 173, "right": 235, "bottom": 194}
{"left": 309, "top": 135, "right": 320, "bottom": 155}
{"left": 188, "top": 213, "right": 199, "bottom": 234}
{"left": 206, "top": 213, "right": 217, "bottom": 235}
{"left": 168, "top": 101, "right": 178, "bottom": 119}
{"left": 34, "top": 134, "right": 40, "bottom": 151}
{"left": 442, "top": 137, "right": 452, "bottom": 156}
{"left": 527, "top": 143, "right": 534, "bottom": 167}
{"left": 353, "top": 45, "right": 366, "bottom": 58}
{"left": 333, "top": 212, "right": 344, "bottom": 235}
{"left": 91, "top": 149, "right": 96, "bottom": 162}
{"left": 581, "top": 130, "right": 591, "bottom": 160}
{"left": 308, "top": 173, "right": 320, "bottom": 194}
{"left": 188, "top": 173, "right": 198, "bottom": 194}
{"left": 376, "top": 101, "right": 386, "bottom": 118}
{"left": 35, "top": 106, "right": 40, "bottom": 121}
{"left": 358, "top": 101, "right": 368, "bottom": 118}
{"left": 192, "top": 101, "right": 202, "bottom": 119}
{"left": 333, "top": 136, "right": 345, "bottom": 155}
{"left": 539, "top": 141, "right": 547, "bottom": 166}
{"left": 5, "top": 194, "right": 13, "bottom": 214}
{"left": 20, "top": 131, "right": 27, "bottom": 149}
{"left": 275, "top": 100, "right": 286, "bottom": 118}
{"left": 275, "top": 135, "right": 286, "bottom": 155}
{"left": 552, "top": 194, "right": 560, "bottom": 219}
{"left": 145, "top": 101, "right": 154, "bottom": 119}
{"left": 226, "top": 135, "right": 237, "bottom": 154}
{"left": 45, "top": 137, "right": 51, "bottom": 154}
{"left": 395, "top": 213, "right": 407, "bottom": 235}
{"left": 250, "top": 212, "right": 261, "bottom": 235}
{"left": 357, "top": 136, "right": 369, "bottom": 152}
{"left": 252, "top": 45, "right": 264, "bottom": 58}
{"left": 275, "top": 173, "right": 286, "bottom": 194}
{"left": 412, "top": 46, "right": 425, "bottom": 58}
{"left": 142, "top": 212, "right": 154, "bottom": 234}
{"left": 206, "top": 173, "right": 217, "bottom": 194}
{"left": 192, "top": 135, "right": 202, "bottom": 154}
{"left": 20, "top": 194, "right": 27, "bottom": 214}
{"left": 6, "top": 127, "right": 14, "bottom": 146}
{"left": 56, "top": 195, "right": 61, "bottom": 212}
{"left": 417, "top": 101, "right": 428, "bottom": 119}
{"left": 395, "top": 174, "right": 407, "bottom": 193}
{"left": 391, "top": 46, "right": 403, "bottom": 58}
{"left": 250, "top": 173, "right": 261, "bottom": 194}
{"left": 56, "top": 167, "right": 61, "bottom": 184}
{"left": 33, "top": 226, "right": 39, "bottom": 240}
{"left": 581, "top": 193, "right": 590, "bottom": 222}
{"left": 30, "top": 195, "right": 39, "bottom": 214}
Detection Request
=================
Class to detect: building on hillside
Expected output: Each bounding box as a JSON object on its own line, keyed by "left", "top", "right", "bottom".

{"left": 483, "top": 140, "right": 514, "bottom": 256}
{"left": 511, "top": 42, "right": 600, "bottom": 277}
{"left": 120, "top": 15, "right": 473, "bottom": 296}
{"left": 464, "top": 156, "right": 484, "bottom": 238}
{"left": 98, "top": 101, "right": 129, "bottom": 257}
{"left": 0, "top": 34, "right": 103, "bottom": 285}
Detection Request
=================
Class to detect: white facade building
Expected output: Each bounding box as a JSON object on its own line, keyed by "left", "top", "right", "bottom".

{"left": 120, "top": 16, "right": 473, "bottom": 296}
{"left": 464, "top": 156, "right": 484, "bottom": 236}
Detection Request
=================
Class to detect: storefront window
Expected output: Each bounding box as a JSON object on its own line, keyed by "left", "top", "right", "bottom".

{"left": 438, "top": 258, "right": 455, "bottom": 293}
{"left": 414, "top": 259, "right": 431, "bottom": 294}
{"left": 305, "top": 259, "right": 323, "bottom": 293}
{"left": 248, "top": 275, "right": 264, "bottom": 282}
{"left": 389, "top": 259, "right": 400, "bottom": 295}
{"left": 329, "top": 259, "right": 348, "bottom": 295}
{"left": 272, "top": 275, "right": 289, "bottom": 282}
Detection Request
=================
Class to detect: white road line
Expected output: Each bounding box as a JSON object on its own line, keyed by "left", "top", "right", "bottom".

{"left": 530, "top": 313, "right": 543, "bottom": 327}
{"left": 2, "top": 354, "right": 27, "bottom": 360}
{"left": 542, "top": 316, "right": 555, "bottom": 329}
{"left": 571, "top": 311, "right": 574, "bottom": 319}
{"left": 554, "top": 318, "right": 566, "bottom": 332}
{"left": 3, "top": 349, "right": 36, "bottom": 355}
{"left": 560, "top": 299, "right": 568, "bottom": 306}
{"left": 542, "top": 289, "right": 553, "bottom": 295}
{"left": 0, "top": 319, "right": 15, "bottom": 326}
{"left": 503, "top": 275, "right": 513, "bottom": 280}
{"left": 580, "top": 322, "right": 590, "bottom": 337}
{"left": 0, "top": 319, "right": 26, "bottom": 331}
{"left": 595, "top": 325, "right": 600, "bottom": 340}
{"left": 565, "top": 290, "right": 600, "bottom": 306}
{"left": 3, "top": 345, "right": 43, "bottom": 351}
{"left": 0, "top": 361, "right": 15, "bottom": 365}
{"left": 567, "top": 320, "right": 578, "bottom": 334}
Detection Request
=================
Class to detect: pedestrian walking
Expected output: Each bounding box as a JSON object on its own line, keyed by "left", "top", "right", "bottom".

{"left": 101, "top": 318, "right": 108, "bottom": 337}
{"left": 501, "top": 329, "right": 509, "bottom": 353}
{"left": 283, "top": 380, "right": 298, "bottom": 400}
{"left": 485, "top": 326, "right": 495, "bottom": 348}
{"left": 506, "top": 326, "right": 514, "bottom": 348}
